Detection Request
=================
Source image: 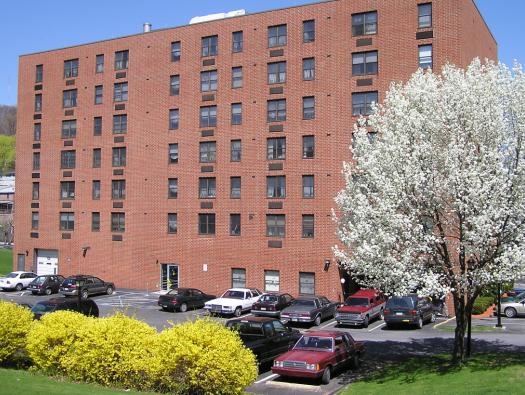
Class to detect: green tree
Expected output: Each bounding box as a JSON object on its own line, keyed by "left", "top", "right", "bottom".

{"left": 0, "top": 135, "right": 15, "bottom": 173}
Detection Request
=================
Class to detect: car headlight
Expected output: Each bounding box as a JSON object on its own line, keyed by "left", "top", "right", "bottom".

{"left": 335, "top": 312, "right": 340, "bottom": 318}
{"left": 274, "top": 360, "right": 283, "bottom": 367}
{"left": 306, "top": 363, "right": 319, "bottom": 371}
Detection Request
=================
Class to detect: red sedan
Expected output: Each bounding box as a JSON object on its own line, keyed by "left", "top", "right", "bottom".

{"left": 271, "top": 330, "right": 364, "bottom": 384}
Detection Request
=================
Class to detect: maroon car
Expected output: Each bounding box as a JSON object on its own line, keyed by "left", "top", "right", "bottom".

{"left": 271, "top": 330, "right": 364, "bottom": 384}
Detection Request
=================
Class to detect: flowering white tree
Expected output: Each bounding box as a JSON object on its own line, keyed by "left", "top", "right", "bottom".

{"left": 333, "top": 59, "right": 525, "bottom": 363}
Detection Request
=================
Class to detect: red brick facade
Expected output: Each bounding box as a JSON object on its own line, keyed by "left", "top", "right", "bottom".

{"left": 15, "top": 0, "right": 496, "bottom": 300}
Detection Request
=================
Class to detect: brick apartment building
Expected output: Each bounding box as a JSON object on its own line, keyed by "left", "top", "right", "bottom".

{"left": 14, "top": 0, "right": 495, "bottom": 300}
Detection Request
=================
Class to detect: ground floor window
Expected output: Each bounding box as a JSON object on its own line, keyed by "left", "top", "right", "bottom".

{"left": 232, "top": 268, "right": 246, "bottom": 288}
{"left": 264, "top": 270, "right": 280, "bottom": 292}
{"left": 299, "top": 272, "right": 315, "bottom": 295}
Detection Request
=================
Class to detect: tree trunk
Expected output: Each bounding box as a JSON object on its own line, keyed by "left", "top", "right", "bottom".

{"left": 452, "top": 293, "right": 467, "bottom": 364}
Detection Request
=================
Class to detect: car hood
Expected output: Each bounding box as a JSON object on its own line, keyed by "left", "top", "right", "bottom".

{"left": 337, "top": 305, "right": 368, "bottom": 313}
{"left": 206, "top": 297, "right": 247, "bottom": 305}
{"left": 276, "top": 349, "right": 330, "bottom": 364}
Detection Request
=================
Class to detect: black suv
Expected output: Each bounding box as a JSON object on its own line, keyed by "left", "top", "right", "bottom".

{"left": 30, "top": 297, "right": 99, "bottom": 319}
{"left": 59, "top": 274, "right": 115, "bottom": 299}
{"left": 383, "top": 294, "right": 435, "bottom": 329}
{"left": 27, "top": 274, "right": 66, "bottom": 295}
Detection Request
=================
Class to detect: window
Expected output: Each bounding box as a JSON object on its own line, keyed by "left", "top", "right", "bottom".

{"left": 61, "top": 120, "right": 76, "bottom": 139}
{"left": 198, "top": 213, "right": 215, "bottom": 235}
{"left": 114, "top": 50, "right": 129, "bottom": 70}
{"left": 111, "top": 212, "right": 125, "bottom": 232}
{"left": 168, "top": 213, "right": 178, "bottom": 234}
{"left": 94, "top": 85, "right": 103, "bottom": 104}
{"left": 60, "top": 212, "right": 75, "bottom": 231}
{"left": 267, "top": 99, "right": 286, "bottom": 122}
{"left": 231, "top": 140, "right": 241, "bottom": 162}
{"left": 299, "top": 272, "right": 315, "bottom": 295}
{"left": 201, "top": 70, "right": 217, "bottom": 92}
{"left": 114, "top": 82, "right": 128, "bottom": 102}
{"left": 95, "top": 54, "right": 104, "bottom": 73}
{"left": 418, "top": 3, "right": 432, "bottom": 28}
{"left": 34, "top": 94, "right": 42, "bottom": 112}
{"left": 268, "top": 24, "right": 287, "bottom": 47}
{"left": 35, "top": 64, "right": 43, "bottom": 83}
{"left": 230, "top": 176, "right": 241, "bottom": 198}
{"left": 302, "top": 214, "right": 314, "bottom": 238}
{"left": 91, "top": 180, "right": 100, "bottom": 200}
{"left": 199, "top": 177, "right": 216, "bottom": 198}
{"left": 231, "top": 103, "right": 242, "bottom": 125}
{"left": 200, "top": 106, "right": 217, "bottom": 128}
{"left": 303, "top": 57, "right": 315, "bottom": 80}
{"left": 169, "top": 109, "right": 179, "bottom": 130}
{"left": 201, "top": 35, "right": 218, "bottom": 57}
{"left": 171, "top": 41, "right": 181, "bottom": 61}
{"left": 92, "top": 212, "right": 100, "bottom": 231}
{"left": 352, "top": 91, "right": 378, "bottom": 116}
{"left": 92, "top": 180, "right": 101, "bottom": 200}
{"left": 268, "top": 61, "right": 286, "bottom": 84}
{"left": 267, "top": 214, "right": 285, "bottom": 237}
{"left": 33, "top": 152, "right": 40, "bottom": 170}
{"left": 60, "top": 150, "right": 76, "bottom": 169}
{"left": 352, "top": 51, "right": 378, "bottom": 75}
{"left": 112, "top": 147, "right": 126, "bottom": 167}
{"left": 352, "top": 11, "right": 377, "bottom": 36}
{"left": 232, "top": 268, "right": 246, "bottom": 288}
{"left": 168, "top": 143, "right": 179, "bottom": 164}
{"left": 34, "top": 123, "right": 41, "bottom": 141}
{"left": 168, "top": 178, "right": 178, "bottom": 198}
{"left": 64, "top": 59, "right": 79, "bottom": 78}
{"left": 267, "top": 176, "right": 286, "bottom": 198}
{"left": 93, "top": 117, "right": 102, "bottom": 136}
{"left": 230, "top": 214, "right": 241, "bottom": 236}
{"left": 232, "top": 67, "right": 243, "bottom": 88}
{"left": 267, "top": 137, "right": 286, "bottom": 160}
{"left": 232, "top": 31, "right": 243, "bottom": 53}
{"left": 113, "top": 114, "right": 127, "bottom": 134}
{"left": 199, "top": 141, "right": 216, "bottom": 163}
{"left": 264, "top": 270, "right": 280, "bottom": 292}
{"left": 302, "top": 135, "right": 314, "bottom": 158}
{"left": 303, "top": 96, "right": 315, "bottom": 119}
{"left": 60, "top": 181, "right": 75, "bottom": 199}
{"left": 112, "top": 180, "right": 126, "bottom": 199}
{"left": 170, "top": 75, "right": 180, "bottom": 95}
{"left": 92, "top": 148, "right": 101, "bottom": 168}
{"left": 419, "top": 44, "right": 433, "bottom": 69}
{"left": 32, "top": 212, "right": 39, "bottom": 230}
{"left": 303, "top": 20, "right": 315, "bottom": 42}
{"left": 62, "top": 89, "right": 77, "bottom": 108}
{"left": 303, "top": 175, "right": 314, "bottom": 198}
{"left": 32, "top": 182, "right": 39, "bottom": 200}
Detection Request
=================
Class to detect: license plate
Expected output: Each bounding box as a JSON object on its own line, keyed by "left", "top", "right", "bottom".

{"left": 261, "top": 307, "right": 266, "bottom": 311}
{"left": 395, "top": 312, "right": 403, "bottom": 315}
{"left": 292, "top": 318, "right": 298, "bottom": 322}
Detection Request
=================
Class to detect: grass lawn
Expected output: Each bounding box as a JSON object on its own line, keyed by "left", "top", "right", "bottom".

{"left": 0, "top": 368, "right": 158, "bottom": 395}
{"left": 342, "top": 353, "right": 525, "bottom": 394}
{"left": 0, "top": 248, "right": 13, "bottom": 276}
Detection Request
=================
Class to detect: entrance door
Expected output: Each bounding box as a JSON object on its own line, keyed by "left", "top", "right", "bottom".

{"left": 160, "top": 264, "right": 179, "bottom": 291}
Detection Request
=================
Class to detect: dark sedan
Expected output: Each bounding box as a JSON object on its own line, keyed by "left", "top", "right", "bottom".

{"left": 27, "top": 274, "right": 66, "bottom": 295}
{"left": 251, "top": 292, "right": 294, "bottom": 318}
{"left": 59, "top": 275, "right": 115, "bottom": 299}
{"left": 158, "top": 287, "right": 216, "bottom": 312}
{"left": 280, "top": 296, "right": 339, "bottom": 326}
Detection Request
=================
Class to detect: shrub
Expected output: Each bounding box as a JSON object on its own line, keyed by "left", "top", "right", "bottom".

{"left": 472, "top": 296, "right": 494, "bottom": 315}
{"left": 0, "top": 301, "right": 33, "bottom": 366}
{"left": 26, "top": 310, "right": 92, "bottom": 374}
{"left": 145, "top": 319, "right": 258, "bottom": 394}
{"left": 60, "top": 313, "right": 157, "bottom": 389}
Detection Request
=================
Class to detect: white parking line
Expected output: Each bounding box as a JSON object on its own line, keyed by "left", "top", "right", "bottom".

{"left": 255, "top": 373, "right": 279, "bottom": 384}
{"left": 368, "top": 322, "right": 385, "bottom": 332}
{"left": 433, "top": 316, "right": 456, "bottom": 329}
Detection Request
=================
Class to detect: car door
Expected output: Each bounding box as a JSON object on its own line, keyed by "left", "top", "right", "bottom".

{"left": 266, "top": 320, "right": 291, "bottom": 359}
{"left": 516, "top": 297, "right": 525, "bottom": 314}
{"left": 319, "top": 296, "right": 334, "bottom": 319}
{"left": 91, "top": 277, "right": 106, "bottom": 294}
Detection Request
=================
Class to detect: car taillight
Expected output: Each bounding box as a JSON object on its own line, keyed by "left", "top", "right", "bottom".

{"left": 409, "top": 309, "right": 418, "bottom": 316}
{"left": 171, "top": 299, "right": 179, "bottom": 305}
{"left": 384, "top": 309, "right": 390, "bottom": 315}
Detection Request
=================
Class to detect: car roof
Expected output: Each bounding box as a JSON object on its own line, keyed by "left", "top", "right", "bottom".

{"left": 296, "top": 295, "right": 325, "bottom": 300}
{"left": 10, "top": 271, "right": 34, "bottom": 274}
{"left": 301, "top": 330, "right": 348, "bottom": 338}
{"left": 350, "top": 289, "right": 381, "bottom": 297}
{"left": 227, "top": 316, "right": 278, "bottom": 324}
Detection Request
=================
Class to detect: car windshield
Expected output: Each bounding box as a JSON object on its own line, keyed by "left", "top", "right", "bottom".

{"left": 295, "top": 336, "right": 333, "bottom": 351}
{"left": 227, "top": 322, "right": 264, "bottom": 336}
{"left": 387, "top": 297, "right": 415, "bottom": 309}
{"left": 292, "top": 299, "right": 315, "bottom": 307}
{"left": 344, "top": 297, "right": 368, "bottom": 306}
{"left": 33, "top": 277, "right": 46, "bottom": 285}
{"left": 31, "top": 303, "right": 58, "bottom": 314}
{"left": 260, "top": 295, "right": 278, "bottom": 303}
{"left": 5, "top": 272, "right": 19, "bottom": 278}
{"left": 167, "top": 289, "right": 181, "bottom": 295}
{"left": 222, "top": 290, "right": 245, "bottom": 299}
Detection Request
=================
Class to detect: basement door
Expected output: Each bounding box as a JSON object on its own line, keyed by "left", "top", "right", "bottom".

{"left": 160, "top": 264, "right": 179, "bottom": 291}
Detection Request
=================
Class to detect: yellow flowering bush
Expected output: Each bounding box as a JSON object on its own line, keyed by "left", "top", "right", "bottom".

{"left": 0, "top": 301, "right": 33, "bottom": 365}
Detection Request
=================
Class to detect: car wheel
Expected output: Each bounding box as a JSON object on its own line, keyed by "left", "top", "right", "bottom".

{"left": 416, "top": 317, "right": 423, "bottom": 329}
{"left": 106, "top": 286, "right": 114, "bottom": 295}
{"left": 363, "top": 316, "right": 369, "bottom": 328}
{"left": 505, "top": 307, "right": 517, "bottom": 318}
{"left": 31, "top": 291, "right": 37, "bottom": 295}
{"left": 321, "top": 367, "right": 331, "bottom": 384}
{"left": 429, "top": 312, "right": 436, "bottom": 323}
{"left": 15, "top": 283, "right": 23, "bottom": 291}
{"left": 161, "top": 306, "right": 169, "bottom": 312}
{"left": 314, "top": 315, "right": 322, "bottom": 326}
{"left": 180, "top": 303, "right": 188, "bottom": 313}
{"left": 234, "top": 307, "right": 242, "bottom": 317}
{"left": 45, "top": 288, "right": 52, "bottom": 295}
{"left": 81, "top": 289, "right": 89, "bottom": 300}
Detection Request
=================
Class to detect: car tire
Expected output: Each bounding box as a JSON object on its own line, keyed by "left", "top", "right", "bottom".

{"left": 180, "top": 303, "right": 188, "bottom": 313}
{"left": 363, "top": 316, "right": 369, "bottom": 328}
{"left": 505, "top": 307, "right": 517, "bottom": 318}
{"left": 45, "top": 288, "right": 52, "bottom": 295}
{"left": 81, "top": 289, "right": 89, "bottom": 300}
{"left": 234, "top": 307, "right": 242, "bottom": 317}
{"left": 31, "top": 291, "right": 37, "bottom": 295}
{"left": 106, "top": 286, "right": 114, "bottom": 295}
{"left": 15, "top": 283, "right": 23, "bottom": 291}
{"left": 321, "top": 367, "right": 331, "bottom": 384}
{"left": 314, "top": 315, "right": 321, "bottom": 326}
{"left": 416, "top": 317, "right": 423, "bottom": 329}
{"left": 161, "top": 306, "right": 169, "bottom": 312}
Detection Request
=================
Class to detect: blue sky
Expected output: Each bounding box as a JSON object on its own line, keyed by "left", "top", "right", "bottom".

{"left": 1, "top": 0, "right": 522, "bottom": 106}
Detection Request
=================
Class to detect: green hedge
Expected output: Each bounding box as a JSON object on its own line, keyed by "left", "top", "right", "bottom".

{"left": 472, "top": 296, "right": 494, "bottom": 315}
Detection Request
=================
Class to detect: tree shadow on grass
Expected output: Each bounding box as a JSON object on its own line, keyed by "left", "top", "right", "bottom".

{"left": 335, "top": 338, "right": 525, "bottom": 386}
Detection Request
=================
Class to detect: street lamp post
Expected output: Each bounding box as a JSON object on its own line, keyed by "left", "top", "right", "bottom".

{"left": 495, "top": 282, "right": 503, "bottom": 328}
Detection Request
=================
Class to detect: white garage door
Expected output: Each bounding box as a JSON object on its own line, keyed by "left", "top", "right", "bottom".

{"left": 36, "top": 250, "right": 59, "bottom": 275}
